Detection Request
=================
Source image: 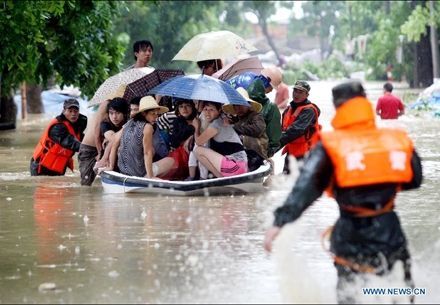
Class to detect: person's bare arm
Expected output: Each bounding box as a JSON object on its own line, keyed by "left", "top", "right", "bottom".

{"left": 193, "top": 119, "right": 218, "bottom": 146}
{"left": 103, "top": 130, "right": 116, "bottom": 142}
{"left": 94, "top": 100, "right": 110, "bottom": 157}
{"left": 376, "top": 98, "right": 382, "bottom": 116}
{"left": 399, "top": 99, "right": 405, "bottom": 116}
{"left": 143, "top": 124, "right": 155, "bottom": 178}
{"left": 109, "top": 129, "right": 123, "bottom": 169}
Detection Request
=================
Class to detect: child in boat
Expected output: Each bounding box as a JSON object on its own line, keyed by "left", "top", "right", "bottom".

{"left": 156, "top": 98, "right": 197, "bottom": 180}
{"left": 185, "top": 100, "right": 210, "bottom": 181}
{"left": 93, "top": 98, "right": 129, "bottom": 173}
{"left": 192, "top": 101, "right": 248, "bottom": 178}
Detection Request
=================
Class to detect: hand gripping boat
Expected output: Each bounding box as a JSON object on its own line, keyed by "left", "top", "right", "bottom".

{"left": 100, "top": 161, "right": 272, "bottom": 196}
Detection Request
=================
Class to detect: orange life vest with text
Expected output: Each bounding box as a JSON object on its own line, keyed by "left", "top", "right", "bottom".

{"left": 32, "top": 118, "right": 81, "bottom": 174}
{"left": 282, "top": 103, "right": 321, "bottom": 158}
{"left": 321, "top": 128, "right": 414, "bottom": 188}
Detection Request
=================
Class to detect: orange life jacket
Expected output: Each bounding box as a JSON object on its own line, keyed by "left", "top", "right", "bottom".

{"left": 321, "top": 127, "right": 413, "bottom": 188}
{"left": 32, "top": 118, "right": 81, "bottom": 174}
{"left": 282, "top": 103, "right": 321, "bottom": 158}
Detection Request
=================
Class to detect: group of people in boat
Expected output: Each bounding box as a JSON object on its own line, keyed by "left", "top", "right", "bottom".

{"left": 29, "top": 38, "right": 425, "bottom": 305}
{"left": 31, "top": 40, "right": 323, "bottom": 186}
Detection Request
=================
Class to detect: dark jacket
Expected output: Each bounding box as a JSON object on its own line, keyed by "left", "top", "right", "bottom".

{"left": 50, "top": 113, "right": 87, "bottom": 152}
{"left": 280, "top": 99, "right": 320, "bottom": 147}
{"left": 232, "top": 110, "right": 269, "bottom": 171}
{"left": 247, "top": 79, "right": 281, "bottom": 157}
{"left": 273, "top": 142, "right": 423, "bottom": 266}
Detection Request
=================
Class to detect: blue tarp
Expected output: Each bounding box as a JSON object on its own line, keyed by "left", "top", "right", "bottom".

{"left": 14, "top": 91, "right": 92, "bottom": 118}
{"left": 409, "top": 84, "right": 440, "bottom": 117}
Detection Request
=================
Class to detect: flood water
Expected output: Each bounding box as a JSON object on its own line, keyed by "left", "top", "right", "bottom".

{"left": 1, "top": 81, "right": 439, "bottom": 303}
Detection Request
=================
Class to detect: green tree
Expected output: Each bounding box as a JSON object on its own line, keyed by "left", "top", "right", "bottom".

{"left": 300, "top": 1, "right": 345, "bottom": 59}
{"left": 241, "top": 1, "right": 283, "bottom": 66}
{"left": 333, "top": 1, "right": 431, "bottom": 86}
{"left": 401, "top": 0, "right": 440, "bottom": 82}
{"left": 113, "top": 1, "right": 245, "bottom": 71}
{"left": 0, "top": 0, "right": 124, "bottom": 129}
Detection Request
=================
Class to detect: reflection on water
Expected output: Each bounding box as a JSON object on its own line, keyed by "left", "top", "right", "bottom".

{"left": 1, "top": 81, "right": 439, "bottom": 303}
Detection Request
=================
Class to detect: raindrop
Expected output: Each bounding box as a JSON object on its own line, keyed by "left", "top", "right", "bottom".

{"left": 58, "top": 244, "right": 66, "bottom": 251}
{"left": 38, "top": 282, "right": 56, "bottom": 292}
{"left": 83, "top": 215, "right": 89, "bottom": 225}
{"left": 141, "top": 210, "right": 147, "bottom": 219}
{"left": 108, "top": 270, "right": 119, "bottom": 278}
{"left": 75, "top": 246, "right": 80, "bottom": 255}
{"left": 6, "top": 197, "right": 12, "bottom": 201}
{"left": 187, "top": 254, "right": 199, "bottom": 266}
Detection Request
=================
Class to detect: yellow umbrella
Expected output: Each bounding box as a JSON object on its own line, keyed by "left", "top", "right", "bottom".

{"left": 172, "top": 30, "right": 257, "bottom": 62}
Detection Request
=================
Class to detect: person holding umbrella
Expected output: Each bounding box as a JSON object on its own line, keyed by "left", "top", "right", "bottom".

{"left": 245, "top": 66, "right": 283, "bottom": 157}
{"left": 222, "top": 87, "right": 268, "bottom": 171}
{"left": 197, "top": 59, "right": 223, "bottom": 76}
{"left": 192, "top": 101, "right": 248, "bottom": 178}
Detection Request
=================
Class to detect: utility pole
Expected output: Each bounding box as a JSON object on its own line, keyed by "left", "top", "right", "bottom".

{"left": 21, "top": 82, "right": 27, "bottom": 120}
{"left": 429, "top": 0, "right": 440, "bottom": 79}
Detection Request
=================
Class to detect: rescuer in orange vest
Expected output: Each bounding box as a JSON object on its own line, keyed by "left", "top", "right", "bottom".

{"left": 30, "top": 99, "right": 87, "bottom": 176}
{"left": 280, "top": 80, "right": 320, "bottom": 174}
{"left": 264, "top": 81, "right": 423, "bottom": 304}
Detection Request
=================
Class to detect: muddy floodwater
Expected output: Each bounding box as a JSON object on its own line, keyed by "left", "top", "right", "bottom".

{"left": 1, "top": 81, "right": 439, "bottom": 303}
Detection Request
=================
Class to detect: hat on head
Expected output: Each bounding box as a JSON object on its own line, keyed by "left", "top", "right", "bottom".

{"left": 294, "top": 80, "right": 311, "bottom": 93}
{"left": 332, "top": 81, "right": 366, "bottom": 108}
{"left": 105, "top": 84, "right": 127, "bottom": 101}
{"left": 135, "top": 96, "right": 169, "bottom": 117}
{"left": 63, "top": 99, "right": 80, "bottom": 109}
{"left": 261, "top": 66, "right": 282, "bottom": 89}
{"left": 222, "top": 87, "right": 262, "bottom": 115}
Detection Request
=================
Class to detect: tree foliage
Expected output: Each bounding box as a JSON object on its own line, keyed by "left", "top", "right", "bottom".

{"left": 0, "top": 0, "right": 124, "bottom": 98}
{"left": 332, "top": 1, "right": 422, "bottom": 81}
{"left": 300, "top": 1, "right": 345, "bottom": 57}
{"left": 113, "top": 1, "right": 247, "bottom": 71}
{"left": 401, "top": 1, "right": 440, "bottom": 42}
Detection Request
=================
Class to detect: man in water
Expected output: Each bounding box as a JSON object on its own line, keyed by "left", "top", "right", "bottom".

{"left": 31, "top": 99, "right": 87, "bottom": 176}
{"left": 264, "top": 81, "right": 422, "bottom": 304}
{"left": 376, "top": 82, "right": 405, "bottom": 119}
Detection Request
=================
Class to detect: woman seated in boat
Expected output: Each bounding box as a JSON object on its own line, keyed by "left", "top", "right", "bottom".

{"left": 193, "top": 101, "right": 248, "bottom": 178}
{"left": 222, "top": 87, "right": 268, "bottom": 172}
{"left": 116, "top": 96, "right": 170, "bottom": 178}
{"left": 157, "top": 98, "right": 198, "bottom": 180}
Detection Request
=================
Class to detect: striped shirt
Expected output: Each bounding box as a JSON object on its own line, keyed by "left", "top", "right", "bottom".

{"left": 156, "top": 111, "right": 177, "bottom": 134}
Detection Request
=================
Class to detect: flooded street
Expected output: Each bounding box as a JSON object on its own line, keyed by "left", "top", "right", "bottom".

{"left": 1, "top": 81, "right": 439, "bottom": 303}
